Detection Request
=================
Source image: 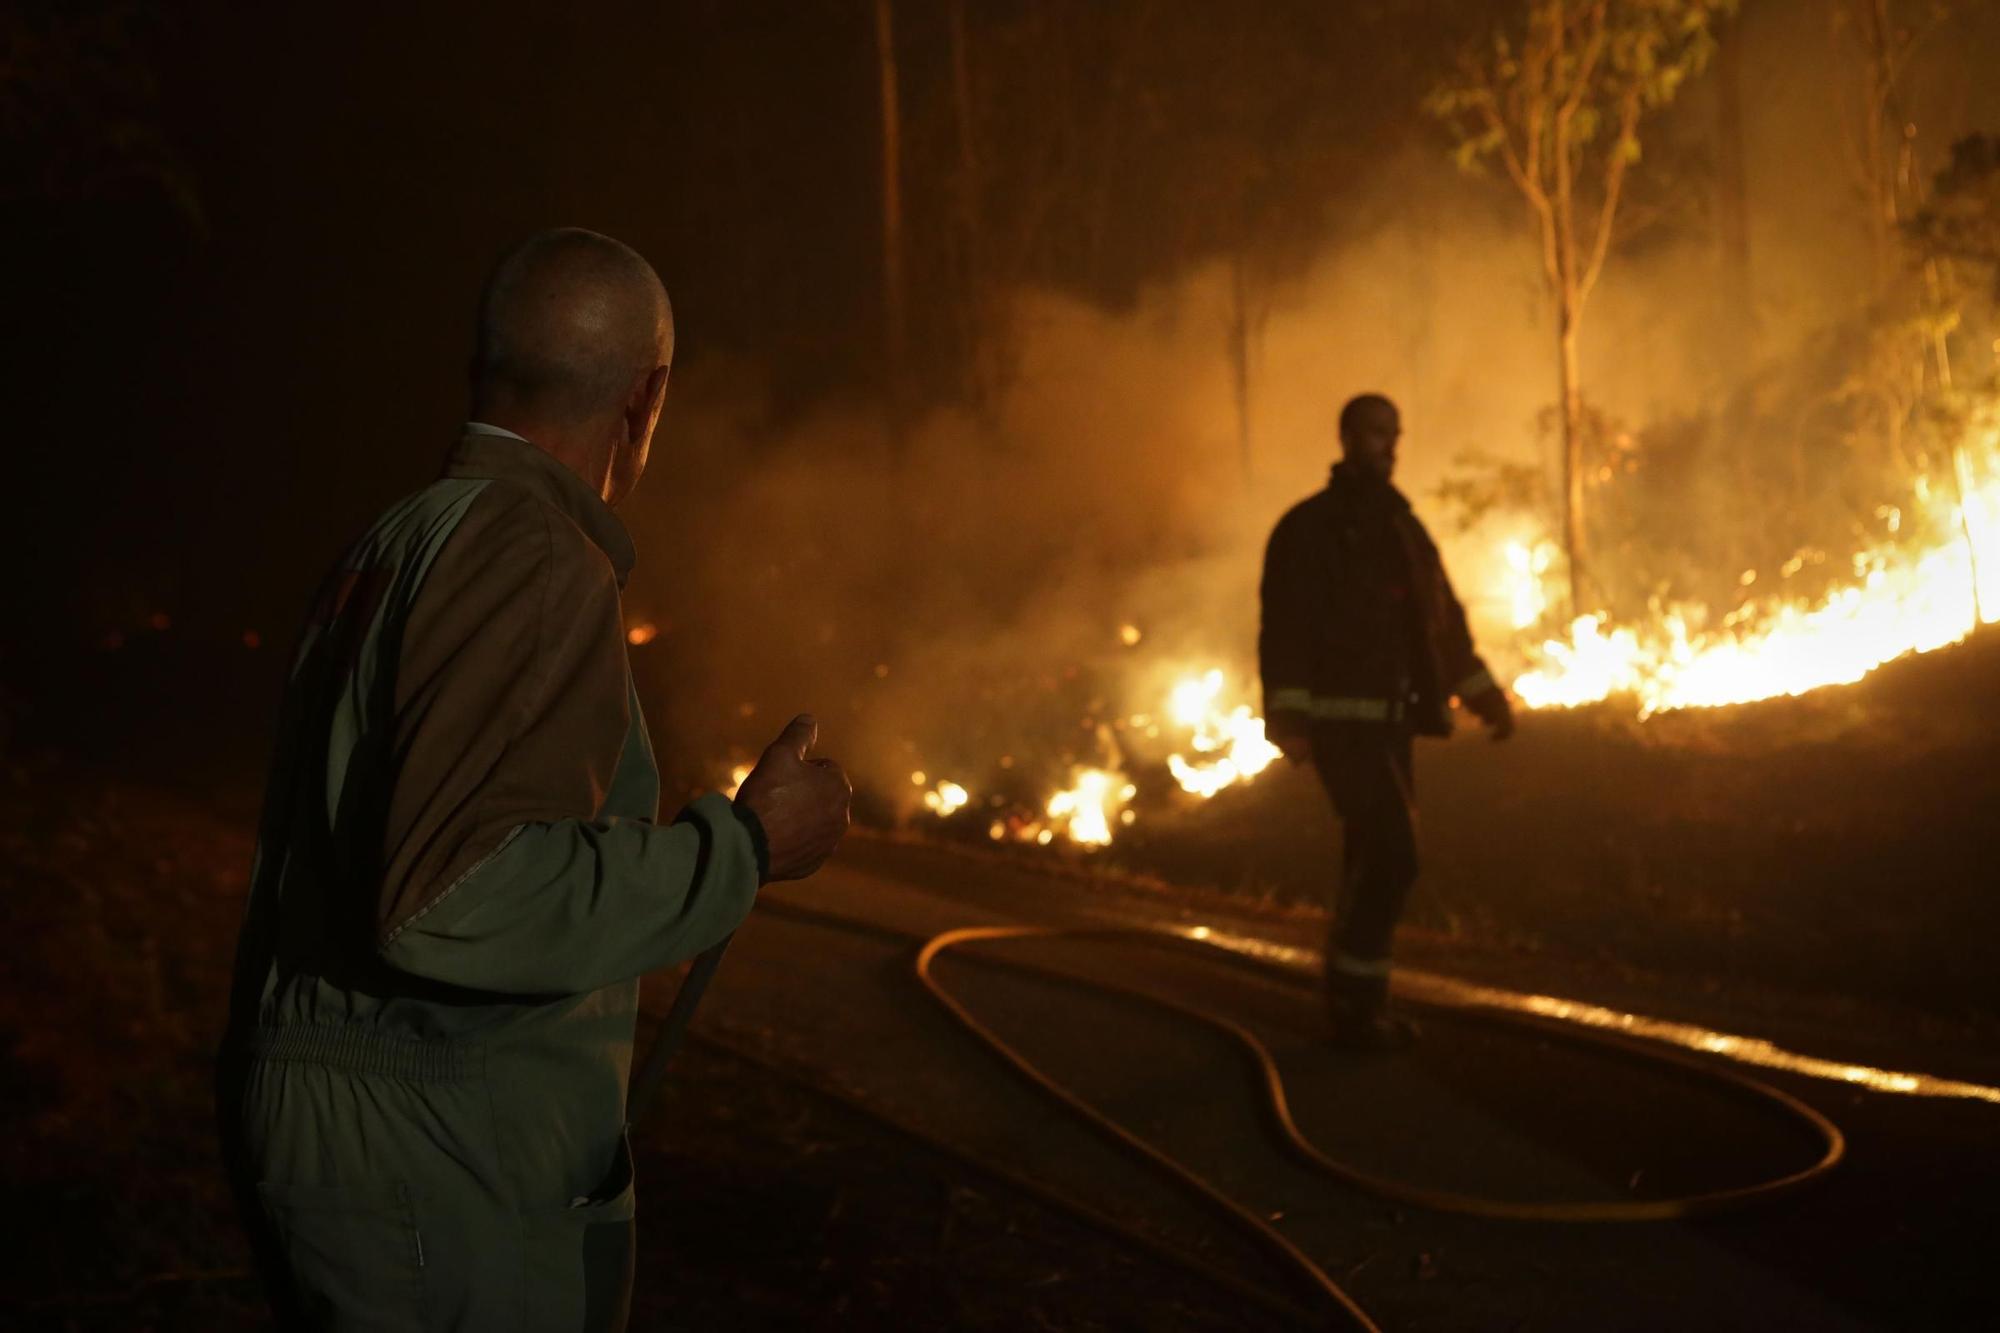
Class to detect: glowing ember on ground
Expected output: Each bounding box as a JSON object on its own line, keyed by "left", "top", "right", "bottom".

{"left": 1510, "top": 439, "right": 1999, "bottom": 716}
{"left": 1161, "top": 668, "right": 1282, "bottom": 797}
{"left": 922, "top": 779, "right": 970, "bottom": 816}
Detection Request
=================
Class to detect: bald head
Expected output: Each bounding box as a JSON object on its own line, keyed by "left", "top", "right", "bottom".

{"left": 470, "top": 228, "right": 673, "bottom": 431}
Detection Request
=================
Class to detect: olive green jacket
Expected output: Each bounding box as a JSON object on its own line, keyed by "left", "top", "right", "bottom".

{"left": 221, "top": 432, "right": 762, "bottom": 1328}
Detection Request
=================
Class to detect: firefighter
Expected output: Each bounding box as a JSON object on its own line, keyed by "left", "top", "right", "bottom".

{"left": 216, "top": 229, "right": 851, "bottom": 1330}
{"left": 1258, "top": 393, "right": 1513, "bottom": 1050}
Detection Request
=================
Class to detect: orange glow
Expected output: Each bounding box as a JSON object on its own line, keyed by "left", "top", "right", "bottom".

{"left": 1162, "top": 669, "right": 1281, "bottom": 798}
{"left": 1500, "top": 428, "right": 1998, "bottom": 715}
{"left": 1044, "top": 768, "right": 1135, "bottom": 847}
{"left": 922, "top": 779, "right": 971, "bottom": 817}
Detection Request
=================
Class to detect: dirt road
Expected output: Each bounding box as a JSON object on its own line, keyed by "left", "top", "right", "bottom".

{"left": 681, "top": 836, "right": 2000, "bottom": 1330}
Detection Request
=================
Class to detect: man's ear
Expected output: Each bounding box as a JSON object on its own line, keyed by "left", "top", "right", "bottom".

{"left": 627, "top": 363, "right": 671, "bottom": 444}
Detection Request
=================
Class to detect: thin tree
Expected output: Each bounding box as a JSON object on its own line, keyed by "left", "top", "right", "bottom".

{"left": 1839, "top": 0, "right": 1983, "bottom": 621}
{"left": 874, "top": 0, "right": 909, "bottom": 464}
{"left": 1428, "top": 0, "right": 1734, "bottom": 614}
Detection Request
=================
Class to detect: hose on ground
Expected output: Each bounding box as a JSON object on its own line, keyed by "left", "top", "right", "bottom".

{"left": 752, "top": 898, "right": 1845, "bottom": 1331}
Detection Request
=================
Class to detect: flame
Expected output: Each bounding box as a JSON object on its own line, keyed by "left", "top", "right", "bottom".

{"left": 1045, "top": 768, "right": 1135, "bottom": 846}
{"left": 723, "top": 763, "right": 752, "bottom": 799}
{"left": 1512, "top": 439, "right": 1999, "bottom": 716}
{"left": 1163, "top": 669, "right": 1282, "bottom": 797}
{"left": 703, "top": 429, "right": 1996, "bottom": 856}
{"left": 1502, "top": 539, "right": 1558, "bottom": 630}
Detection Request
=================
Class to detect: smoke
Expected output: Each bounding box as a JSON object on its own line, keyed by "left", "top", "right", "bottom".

{"left": 628, "top": 281, "right": 1279, "bottom": 808}
{"left": 623, "top": 1, "right": 2000, "bottom": 808}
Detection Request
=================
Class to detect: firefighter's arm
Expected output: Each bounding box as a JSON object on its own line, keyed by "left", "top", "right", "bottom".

{"left": 375, "top": 497, "right": 761, "bottom": 995}
{"left": 1258, "top": 516, "right": 1316, "bottom": 758}
{"left": 1433, "top": 549, "right": 1515, "bottom": 740}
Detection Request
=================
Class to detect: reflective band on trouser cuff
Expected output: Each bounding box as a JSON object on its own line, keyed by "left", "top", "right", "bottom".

{"left": 1455, "top": 667, "right": 1497, "bottom": 698}
{"left": 1267, "top": 687, "right": 1316, "bottom": 713}
{"left": 1330, "top": 952, "right": 1393, "bottom": 979}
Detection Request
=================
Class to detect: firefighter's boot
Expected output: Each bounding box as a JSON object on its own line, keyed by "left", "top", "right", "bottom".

{"left": 1325, "top": 969, "right": 1419, "bottom": 1052}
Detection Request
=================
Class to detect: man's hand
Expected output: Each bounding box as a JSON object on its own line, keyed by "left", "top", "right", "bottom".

{"left": 1465, "top": 687, "right": 1516, "bottom": 742}
{"left": 1268, "top": 717, "right": 1312, "bottom": 766}
{"left": 734, "top": 714, "right": 851, "bottom": 882}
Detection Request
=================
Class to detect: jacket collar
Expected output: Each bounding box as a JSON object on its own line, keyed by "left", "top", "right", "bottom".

{"left": 443, "top": 431, "right": 638, "bottom": 585}
{"left": 1328, "top": 459, "right": 1410, "bottom": 510}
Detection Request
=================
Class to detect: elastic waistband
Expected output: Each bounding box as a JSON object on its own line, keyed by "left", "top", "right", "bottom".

{"left": 249, "top": 1024, "right": 478, "bottom": 1082}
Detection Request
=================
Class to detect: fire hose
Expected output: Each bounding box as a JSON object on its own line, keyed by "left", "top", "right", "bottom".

{"left": 712, "top": 897, "right": 1845, "bottom": 1332}
{"left": 626, "top": 935, "right": 734, "bottom": 1130}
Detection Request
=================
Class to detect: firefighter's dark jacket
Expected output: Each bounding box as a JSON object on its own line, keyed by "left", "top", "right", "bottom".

{"left": 1260, "top": 461, "right": 1497, "bottom": 738}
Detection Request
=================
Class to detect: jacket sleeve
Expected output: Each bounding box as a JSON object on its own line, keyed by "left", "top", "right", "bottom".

{"left": 379, "top": 794, "right": 759, "bottom": 995}
{"left": 1258, "top": 512, "right": 1318, "bottom": 735}
{"left": 1428, "top": 538, "right": 1499, "bottom": 702}
{"left": 372, "top": 483, "right": 758, "bottom": 996}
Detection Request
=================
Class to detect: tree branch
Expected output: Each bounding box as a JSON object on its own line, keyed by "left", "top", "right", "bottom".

{"left": 1579, "top": 80, "right": 1642, "bottom": 306}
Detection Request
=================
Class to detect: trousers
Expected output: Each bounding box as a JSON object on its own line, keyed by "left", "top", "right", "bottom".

{"left": 1309, "top": 725, "right": 1419, "bottom": 1011}
{"left": 218, "top": 1036, "right": 636, "bottom": 1333}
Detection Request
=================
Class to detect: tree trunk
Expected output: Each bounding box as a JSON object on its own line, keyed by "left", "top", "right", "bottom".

{"left": 1715, "top": 10, "right": 1757, "bottom": 578}
{"left": 1557, "top": 307, "right": 1587, "bottom": 618}
{"left": 947, "top": 0, "right": 988, "bottom": 410}
{"left": 1715, "top": 15, "right": 1755, "bottom": 364}
{"left": 1227, "top": 250, "right": 1253, "bottom": 488}
{"left": 874, "top": 0, "right": 908, "bottom": 465}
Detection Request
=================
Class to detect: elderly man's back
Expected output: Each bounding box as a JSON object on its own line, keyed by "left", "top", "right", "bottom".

{"left": 218, "top": 230, "right": 851, "bottom": 1332}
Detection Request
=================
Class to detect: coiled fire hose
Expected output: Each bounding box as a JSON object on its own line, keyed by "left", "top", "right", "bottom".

{"left": 746, "top": 898, "right": 1844, "bottom": 1332}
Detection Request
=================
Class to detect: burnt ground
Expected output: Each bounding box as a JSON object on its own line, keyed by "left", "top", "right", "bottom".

{"left": 1, "top": 629, "right": 1996, "bottom": 1329}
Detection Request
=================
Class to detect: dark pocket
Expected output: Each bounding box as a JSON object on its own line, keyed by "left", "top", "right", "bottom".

{"left": 257, "top": 1177, "right": 427, "bottom": 1333}
{"left": 575, "top": 1134, "right": 635, "bottom": 1333}
{"left": 522, "top": 1134, "right": 636, "bottom": 1333}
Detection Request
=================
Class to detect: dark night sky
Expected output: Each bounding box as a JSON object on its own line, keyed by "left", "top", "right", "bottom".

{"left": 4, "top": 1, "right": 1450, "bottom": 730}
{"left": 10, "top": 4, "right": 879, "bottom": 648}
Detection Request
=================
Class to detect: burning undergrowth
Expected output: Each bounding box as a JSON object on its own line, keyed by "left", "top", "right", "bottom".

{"left": 628, "top": 347, "right": 1996, "bottom": 855}
{"left": 622, "top": 131, "right": 2000, "bottom": 851}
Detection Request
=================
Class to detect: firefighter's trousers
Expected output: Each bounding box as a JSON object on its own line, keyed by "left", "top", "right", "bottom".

{"left": 1310, "top": 725, "right": 1418, "bottom": 1013}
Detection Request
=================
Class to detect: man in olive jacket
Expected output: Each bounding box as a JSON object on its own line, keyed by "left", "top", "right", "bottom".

{"left": 219, "top": 229, "right": 851, "bottom": 1330}
{"left": 1259, "top": 393, "right": 1513, "bottom": 1050}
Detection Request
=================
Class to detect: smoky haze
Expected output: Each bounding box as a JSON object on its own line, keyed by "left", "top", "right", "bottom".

{"left": 618, "top": 1, "right": 2000, "bottom": 812}
{"left": 5, "top": 0, "right": 1997, "bottom": 795}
